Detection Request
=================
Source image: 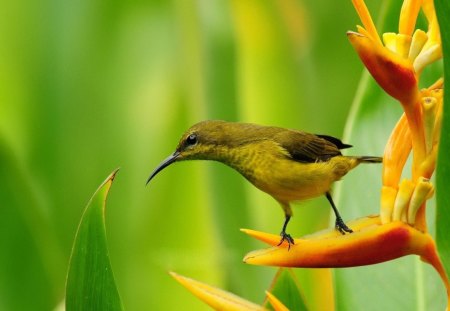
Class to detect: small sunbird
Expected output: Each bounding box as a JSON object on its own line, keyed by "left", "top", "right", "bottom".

{"left": 147, "top": 120, "right": 382, "bottom": 247}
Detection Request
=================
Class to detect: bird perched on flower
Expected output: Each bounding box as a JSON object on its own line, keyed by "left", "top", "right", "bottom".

{"left": 147, "top": 120, "right": 382, "bottom": 247}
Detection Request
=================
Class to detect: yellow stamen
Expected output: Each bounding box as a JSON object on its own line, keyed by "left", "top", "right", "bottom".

{"left": 431, "top": 89, "right": 443, "bottom": 149}
{"left": 408, "top": 30, "right": 428, "bottom": 60}
{"left": 396, "top": 34, "right": 412, "bottom": 58}
{"left": 407, "top": 177, "right": 434, "bottom": 225}
{"left": 382, "top": 33, "right": 397, "bottom": 53}
{"left": 422, "top": 96, "right": 437, "bottom": 154}
{"left": 392, "top": 179, "right": 415, "bottom": 221}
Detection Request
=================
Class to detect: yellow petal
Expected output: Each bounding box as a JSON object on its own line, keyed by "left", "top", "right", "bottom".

{"left": 382, "top": 113, "right": 412, "bottom": 188}
{"left": 399, "top": 0, "right": 422, "bottom": 36}
{"left": 170, "top": 272, "right": 264, "bottom": 311}
{"left": 265, "top": 291, "right": 289, "bottom": 311}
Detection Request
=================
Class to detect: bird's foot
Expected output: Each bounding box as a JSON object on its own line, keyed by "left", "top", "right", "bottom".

{"left": 277, "top": 231, "right": 295, "bottom": 250}
{"left": 335, "top": 217, "right": 353, "bottom": 234}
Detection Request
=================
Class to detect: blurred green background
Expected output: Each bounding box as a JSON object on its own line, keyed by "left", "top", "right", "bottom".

{"left": 0, "top": 0, "right": 392, "bottom": 310}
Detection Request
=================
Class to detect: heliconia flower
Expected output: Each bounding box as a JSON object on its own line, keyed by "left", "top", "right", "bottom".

{"left": 349, "top": 0, "right": 442, "bottom": 181}
{"left": 241, "top": 216, "right": 450, "bottom": 303}
{"left": 240, "top": 2, "right": 446, "bottom": 307}
{"left": 349, "top": 0, "right": 441, "bottom": 104}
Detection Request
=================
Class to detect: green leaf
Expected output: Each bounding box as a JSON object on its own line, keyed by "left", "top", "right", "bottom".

{"left": 435, "top": 0, "right": 450, "bottom": 282}
{"left": 66, "top": 169, "right": 123, "bottom": 311}
{"left": 0, "top": 137, "right": 63, "bottom": 310}
{"left": 265, "top": 268, "right": 308, "bottom": 311}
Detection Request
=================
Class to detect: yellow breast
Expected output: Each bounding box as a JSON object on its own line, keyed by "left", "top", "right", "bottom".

{"left": 224, "top": 141, "right": 356, "bottom": 203}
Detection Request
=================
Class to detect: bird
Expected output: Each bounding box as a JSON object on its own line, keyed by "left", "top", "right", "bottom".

{"left": 146, "top": 120, "right": 382, "bottom": 248}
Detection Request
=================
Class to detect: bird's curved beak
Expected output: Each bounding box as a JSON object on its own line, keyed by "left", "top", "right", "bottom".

{"left": 146, "top": 151, "right": 181, "bottom": 185}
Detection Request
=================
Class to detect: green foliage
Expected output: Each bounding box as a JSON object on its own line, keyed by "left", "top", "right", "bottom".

{"left": 435, "top": 0, "right": 450, "bottom": 281}
{"left": 265, "top": 268, "right": 308, "bottom": 311}
{"left": 66, "top": 170, "right": 123, "bottom": 311}
{"left": 0, "top": 138, "right": 63, "bottom": 310}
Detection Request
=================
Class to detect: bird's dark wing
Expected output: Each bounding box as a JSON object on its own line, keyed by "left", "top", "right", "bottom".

{"left": 316, "top": 134, "right": 352, "bottom": 150}
{"left": 274, "top": 130, "right": 351, "bottom": 163}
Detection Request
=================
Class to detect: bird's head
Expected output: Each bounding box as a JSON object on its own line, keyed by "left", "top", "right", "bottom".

{"left": 146, "top": 120, "right": 232, "bottom": 184}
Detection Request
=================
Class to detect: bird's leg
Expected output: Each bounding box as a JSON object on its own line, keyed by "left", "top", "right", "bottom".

{"left": 325, "top": 192, "right": 353, "bottom": 234}
{"left": 277, "top": 204, "right": 295, "bottom": 249}
{"left": 277, "top": 215, "right": 295, "bottom": 249}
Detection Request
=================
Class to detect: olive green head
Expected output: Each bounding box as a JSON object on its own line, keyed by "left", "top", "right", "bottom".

{"left": 146, "top": 120, "right": 236, "bottom": 184}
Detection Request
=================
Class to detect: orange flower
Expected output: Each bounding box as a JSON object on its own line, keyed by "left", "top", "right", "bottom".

{"left": 241, "top": 0, "right": 448, "bottom": 307}
{"left": 349, "top": 0, "right": 442, "bottom": 186}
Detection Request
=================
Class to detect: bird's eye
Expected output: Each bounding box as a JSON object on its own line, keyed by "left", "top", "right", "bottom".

{"left": 186, "top": 134, "right": 197, "bottom": 146}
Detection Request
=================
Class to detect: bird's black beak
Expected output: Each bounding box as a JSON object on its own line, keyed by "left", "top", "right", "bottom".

{"left": 146, "top": 151, "right": 181, "bottom": 185}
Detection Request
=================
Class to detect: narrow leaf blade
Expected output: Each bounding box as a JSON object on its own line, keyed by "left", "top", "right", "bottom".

{"left": 66, "top": 169, "right": 123, "bottom": 311}
{"left": 435, "top": 0, "right": 450, "bottom": 281}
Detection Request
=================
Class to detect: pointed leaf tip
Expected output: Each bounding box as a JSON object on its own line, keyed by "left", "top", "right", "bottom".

{"left": 66, "top": 169, "right": 123, "bottom": 311}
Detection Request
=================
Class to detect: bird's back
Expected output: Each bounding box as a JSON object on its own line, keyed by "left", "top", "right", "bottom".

{"left": 192, "top": 121, "right": 349, "bottom": 164}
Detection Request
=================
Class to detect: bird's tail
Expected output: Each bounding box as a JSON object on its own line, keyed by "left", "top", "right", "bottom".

{"left": 352, "top": 156, "right": 383, "bottom": 163}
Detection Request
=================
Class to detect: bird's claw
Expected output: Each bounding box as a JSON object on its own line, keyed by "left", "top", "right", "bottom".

{"left": 278, "top": 231, "right": 295, "bottom": 250}
{"left": 335, "top": 217, "right": 353, "bottom": 234}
